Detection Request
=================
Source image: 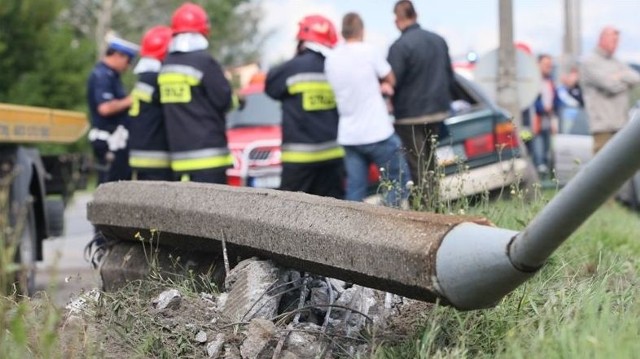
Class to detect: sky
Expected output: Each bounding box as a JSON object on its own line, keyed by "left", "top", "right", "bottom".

{"left": 258, "top": 0, "right": 640, "bottom": 67}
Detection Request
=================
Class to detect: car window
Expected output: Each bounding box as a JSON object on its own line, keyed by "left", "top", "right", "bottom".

{"left": 227, "top": 93, "right": 281, "bottom": 129}
{"left": 559, "top": 108, "right": 590, "bottom": 135}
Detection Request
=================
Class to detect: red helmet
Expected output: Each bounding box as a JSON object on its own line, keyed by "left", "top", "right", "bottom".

{"left": 296, "top": 15, "right": 338, "bottom": 48}
{"left": 171, "top": 2, "right": 210, "bottom": 36}
{"left": 140, "top": 26, "right": 173, "bottom": 61}
{"left": 515, "top": 41, "right": 533, "bottom": 55}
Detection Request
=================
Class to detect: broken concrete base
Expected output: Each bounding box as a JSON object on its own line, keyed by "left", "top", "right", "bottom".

{"left": 99, "top": 239, "right": 226, "bottom": 292}
{"left": 221, "top": 258, "right": 281, "bottom": 322}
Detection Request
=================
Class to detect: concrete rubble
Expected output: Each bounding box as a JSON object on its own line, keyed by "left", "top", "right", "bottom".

{"left": 66, "top": 256, "right": 415, "bottom": 357}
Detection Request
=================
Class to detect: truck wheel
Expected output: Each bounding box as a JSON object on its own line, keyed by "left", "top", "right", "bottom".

{"left": 46, "top": 198, "right": 65, "bottom": 237}
{"left": 16, "top": 202, "right": 37, "bottom": 296}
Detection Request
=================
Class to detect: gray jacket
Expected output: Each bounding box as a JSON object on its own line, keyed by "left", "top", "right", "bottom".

{"left": 581, "top": 48, "right": 640, "bottom": 134}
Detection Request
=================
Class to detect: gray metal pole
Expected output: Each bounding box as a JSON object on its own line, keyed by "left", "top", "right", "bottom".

{"left": 510, "top": 115, "right": 640, "bottom": 270}
{"left": 435, "top": 115, "right": 640, "bottom": 309}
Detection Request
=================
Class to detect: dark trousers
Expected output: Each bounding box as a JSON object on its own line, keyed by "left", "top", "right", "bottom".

{"left": 280, "top": 160, "right": 344, "bottom": 199}
{"left": 181, "top": 168, "right": 227, "bottom": 184}
{"left": 135, "top": 169, "right": 175, "bottom": 181}
{"left": 394, "top": 123, "right": 442, "bottom": 185}
{"left": 96, "top": 148, "right": 131, "bottom": 185}
{"left": 394, "top": 123, "right": 444, "bottom": 210}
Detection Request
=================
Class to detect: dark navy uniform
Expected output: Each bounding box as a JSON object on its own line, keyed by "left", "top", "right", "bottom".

{"left": 129, "top": 59, "right": 173, "bottom": 181}
{"left": 265, "top": 49, "right": 344, "bottom": 198}
{"left": 87, "top": 62, "right": 132, "bottom": 183}
{"left": 159, "top": 49, "right": 233, "bottom": 183}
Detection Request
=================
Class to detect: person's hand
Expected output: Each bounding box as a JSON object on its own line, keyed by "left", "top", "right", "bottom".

{"left": 380, "top": 82, "right": 394, "bottom": 97}
{"left": 105, "top": 151, "right": 115, "bottom": 163}
{"left": 123, "top": 95, "right": 133, "bottom": 108}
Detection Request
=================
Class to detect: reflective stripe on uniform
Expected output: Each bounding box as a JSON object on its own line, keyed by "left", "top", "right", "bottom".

{"left": 287, "top": 81, "right": 333, "bottom": 94}
{"left": 159, "top": 64, "right": 203, "bottom": 84}
{"left": 129, "top": 82, "right": 155, "bottom": 116}
{"left": 286, "top": 73, "right": 328, "bottom": 87}
{"left": 129, "top": 150, "right": 171, "bottom": 169}
{"left": 88, "top": 128, "right": 111, "bottom": 141}
{"left": 281, "top": 141, "right": 344, "bottom": 163}
{"left": 171, "top": 148, "right": 233, "bottom": 171}
{"left": 286, "top": 73, "right": 336, "bottom": 111}
{"left": 158, "top": 72, "right": 201, "bottom": 86}
{"left": 158, "top": 65, "right": 204, "bottom": 104}
{"left": 133, "top": 82, "right": 154, "bottom": 102}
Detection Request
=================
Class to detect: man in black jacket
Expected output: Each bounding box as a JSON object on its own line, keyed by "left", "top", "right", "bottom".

{"left": 388, "top": 0, "right": 454, "bottom": 199}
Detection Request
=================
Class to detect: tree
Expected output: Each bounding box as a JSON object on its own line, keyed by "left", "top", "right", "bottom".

{"left": 62, "top": 0, "right": 267, "bottom": 67}
{"left": 0, "top": 0, "right": 60, "bottom": 102}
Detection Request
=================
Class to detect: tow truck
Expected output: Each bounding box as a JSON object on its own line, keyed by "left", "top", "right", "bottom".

{"left": 0, "top": 103, "right": 88, "bottom": 294}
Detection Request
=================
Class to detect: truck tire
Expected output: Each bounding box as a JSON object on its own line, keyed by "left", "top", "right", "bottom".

{"left": 16, "top": 201, "right": 37, "bottom": 296}
{"left": 46, "top": 198, "right": 65, "bottom": 237}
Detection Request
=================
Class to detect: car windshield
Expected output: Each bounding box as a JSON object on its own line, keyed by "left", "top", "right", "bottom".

{"left": 227, "top": 93, "right": 281, "bottom": 129}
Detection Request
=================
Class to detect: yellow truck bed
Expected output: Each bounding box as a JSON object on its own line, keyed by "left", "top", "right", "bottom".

{"left": 0, "top": 103, "right": 88, "bottom": 144}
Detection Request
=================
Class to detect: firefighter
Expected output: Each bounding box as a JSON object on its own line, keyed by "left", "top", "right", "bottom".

{"left": 159, "top": 2, "right": 233, "bottom": 183}
{"left": 265, "top": 15, "right": 344, "bottom": 198}
{"left": 129, "top": 25, "right": 174, "bottom": 181}
{"left": 87, "top": 35, "right": 139, "bottom": 184}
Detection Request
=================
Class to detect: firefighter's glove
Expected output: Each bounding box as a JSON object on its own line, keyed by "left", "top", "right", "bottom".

{"left": 519, "top": 127, "right": 533, "bottom": 142}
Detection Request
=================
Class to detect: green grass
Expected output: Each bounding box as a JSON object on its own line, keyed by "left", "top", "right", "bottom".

{"left": 376, "top": 191, "right": 640, "bottom": 358}
{"left": 2, "top": 173, "right": 640, "bottom": 357}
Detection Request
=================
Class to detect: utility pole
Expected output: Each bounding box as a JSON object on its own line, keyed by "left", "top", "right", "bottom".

{"left": 562, "top": 0, "right": 582, "bottom": 74}
{"left": 497, "top": 0, "right": 519, "bottom": 127}
{"left": 95, "top": 0, "right": 113, "bottom": 61}
{"left": 497, "top": 0, "right": 539, "bottom": 185}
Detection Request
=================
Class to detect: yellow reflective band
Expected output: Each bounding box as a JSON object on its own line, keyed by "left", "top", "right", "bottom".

{"left": 287, "top": 82, "right": 336, "bottom": 111}
{"left": 281, "top": 147, "right": 345, "bottom": 163}
{"left": 288, "top": 82, "right": 333, "bottom": 94}
{"left": 129, "top": 157, "right": 171, "bottom": 169}
{"left": 129, "top": 98, "right": 140, "bottom": 116}
{"left": 129, "top": 88, "right": 153, "bottom": 116}
{"left": 157, "top": 73, "right": 201, "bottom": 86}
{"left": 171, "top": 154, "right": 234, "bottom": 171}
{"left": 131, "top": 88, "right": 152, "bottom": 103}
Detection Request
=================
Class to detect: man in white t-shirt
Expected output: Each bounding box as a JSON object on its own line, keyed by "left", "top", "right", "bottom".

{"left": 325, "top": 12, "right": 410, "bottom": 207}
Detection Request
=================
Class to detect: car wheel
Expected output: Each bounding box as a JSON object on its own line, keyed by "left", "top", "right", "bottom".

{"left": 46, "top": 198, "right": 65, "bottom": 237}
{"left": 15, "top": 201, "right": 37, "bottom": 296}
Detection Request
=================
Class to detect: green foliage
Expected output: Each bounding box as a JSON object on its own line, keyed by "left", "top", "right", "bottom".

{"left": 0, "top": 0, "right": 61, "bottom": 103}
{"left": 6, "top": 26, "right": 95, "bottom": 110}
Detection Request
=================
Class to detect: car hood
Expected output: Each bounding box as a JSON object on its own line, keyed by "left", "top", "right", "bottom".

{"left": 226, "top": 125, "right": 282, "bottom": 150}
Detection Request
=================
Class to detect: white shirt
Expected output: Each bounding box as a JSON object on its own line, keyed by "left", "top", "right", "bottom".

{"left": 325, "top": 42, "right": 394, "bottom": 145}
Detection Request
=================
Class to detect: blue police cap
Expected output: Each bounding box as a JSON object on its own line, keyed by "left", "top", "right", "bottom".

{"left": 107, "top": 36, "right": 140, "bottom": 59}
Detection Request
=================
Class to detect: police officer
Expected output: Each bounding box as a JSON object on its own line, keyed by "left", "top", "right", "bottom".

{"left": 87, "top": 36, "right": 139, "bottom": 184}
{"left": 129, "top": 26, "right": 174, "bottom": 181}
{"left": 265, "top": 15, "right": 344, "bottom": 198}
{"left": 159, "top": 2, "right": 233, "bottom": 183}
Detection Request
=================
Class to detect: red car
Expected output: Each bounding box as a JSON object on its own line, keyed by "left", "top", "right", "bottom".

{"left": 226, "top": 79, "right": 282, "bottom": 188}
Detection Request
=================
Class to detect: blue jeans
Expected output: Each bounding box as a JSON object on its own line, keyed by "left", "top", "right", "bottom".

{"left": 529, "top": 128, "right": 551, "bottom": 172}
{"left": 343, "top": 134, "right": 410, "bottom": 207}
